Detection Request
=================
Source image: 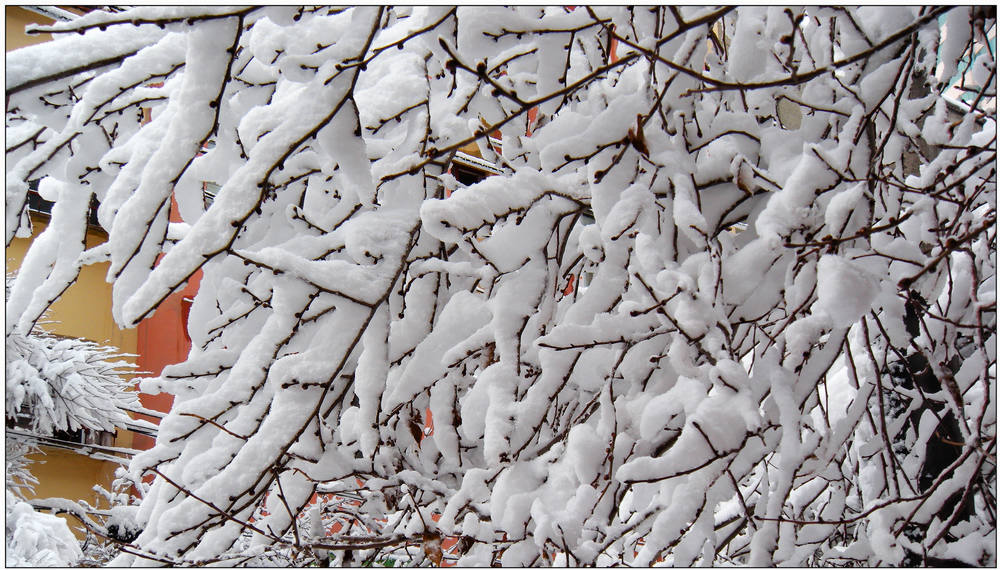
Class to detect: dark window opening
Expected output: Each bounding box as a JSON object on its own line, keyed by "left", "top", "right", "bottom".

{"left": 51, "top": 427, "right": 115, "bottom": 447}
{"left": 25, "top": 179, "right": 102, "bottom": 228}
{"left": 7, "top": 404, "right": 34, "bottom": 431}
{"left": 452, "top": 164, "right": 488, "bottom": 187}
{"left": 7, "top": 403, "right": 115, "bottom": 447}
{"left": 446, "top": 161, "right": 497, "bottom": 198}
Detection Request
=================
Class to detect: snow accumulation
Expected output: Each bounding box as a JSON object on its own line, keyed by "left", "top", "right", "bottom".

{"left": 6, "top": 26, "right": 167, "bottom": 93}
{"left": 4, "top": 5, "right": 995, "bottom": 567}
{"left": 5, "top": 492, "right": 82, "bottom": 567}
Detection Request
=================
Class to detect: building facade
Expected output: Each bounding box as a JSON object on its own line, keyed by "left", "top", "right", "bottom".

{"left": 5, "top": 5, "right": 165, "bottom": 536}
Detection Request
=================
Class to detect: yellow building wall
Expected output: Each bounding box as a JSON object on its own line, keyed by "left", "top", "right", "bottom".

{"left": 21, "top": 447, "right": 124, "bottom": 537}
{"left": 6, "top": 216, "right": 139, "bottom": 356}
{"left": 7, "top": 216, "right": 140, "bottom": 533}
{"left": 5, "top": 6, "right": 54, "bottom": 50}
{"left": 6, "top": 6, "right": 148, "bottom": 540}
{"left": 6, "top": 4, "right": 145, "bottom": 539}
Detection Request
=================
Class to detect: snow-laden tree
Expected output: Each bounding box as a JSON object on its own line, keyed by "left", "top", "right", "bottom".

{"left": 5, "top": 274, "right": 145, "bottom": 565}
{"left": 5, "top": 489, "right": 84, "bottom": 567}
{"left": 5, "top": 430, "right": 82, "bottom": 566}
{"left": 6, "top": 6, "right": 996, "bottom": 566}
{"left": 6, "top": 278, "right": 140, "bottom": 438}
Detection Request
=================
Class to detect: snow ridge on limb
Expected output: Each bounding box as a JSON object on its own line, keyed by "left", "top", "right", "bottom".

{"left": 6, "top": 6, "right": 995, "bottom": 567}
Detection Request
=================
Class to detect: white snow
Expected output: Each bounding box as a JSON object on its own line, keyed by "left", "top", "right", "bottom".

{"left": 814, "top": 255, "right": 879, "bottom": 329}
{"left": 5, "top": 6, "right": 994, "bottom": 567}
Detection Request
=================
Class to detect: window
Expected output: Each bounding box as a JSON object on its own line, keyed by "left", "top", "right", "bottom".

{"left": 51, "top": 427, "right": 115, "bottom": 447}
{"left": 203, "top": 181, "right": 220, "bottom": 209}
{"left": 25, "top": 179, "right": 102, "bottom": 227}
{"left": 6, "top": 404, "right": 115, "bottom": 447}
{"left": 451, "top": 164, "right": 488, "bottom": 187}
{"left": 449, "top": 151, "right": 502, "bottom": 191}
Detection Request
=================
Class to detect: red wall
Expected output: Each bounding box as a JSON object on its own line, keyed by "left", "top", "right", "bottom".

{"left": 133, "top": 198, "right": 201, "bottom": 450}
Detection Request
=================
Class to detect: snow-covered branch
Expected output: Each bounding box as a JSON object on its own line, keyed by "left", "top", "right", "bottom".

{"left": 6, "top": 6, "right": 995, "bottom": 566}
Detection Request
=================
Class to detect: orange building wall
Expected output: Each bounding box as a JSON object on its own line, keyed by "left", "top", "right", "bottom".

{"left": 132, "top": 198, "right": 202, "bottom": 449}
{"left": 132, "top": 276, "right": 199, "bottom": 449}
